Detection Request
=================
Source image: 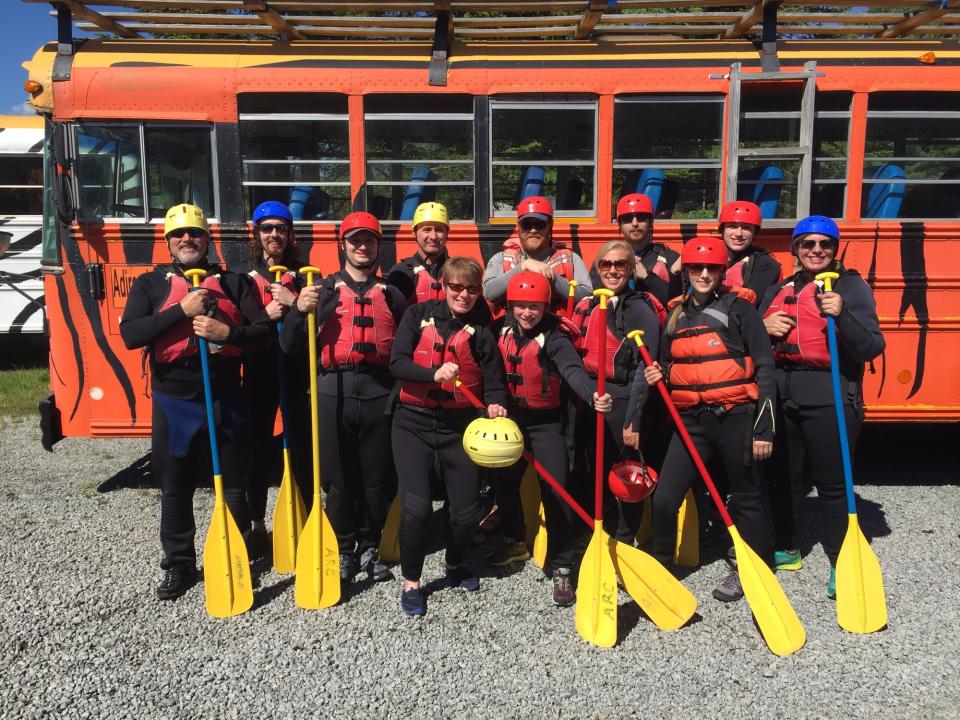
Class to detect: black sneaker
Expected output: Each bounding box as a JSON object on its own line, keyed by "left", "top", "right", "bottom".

{"left": 445, "top": 565, "right": 480, "bottom": 592}
{"left": 339, "top": 553, "right": 357, "bottom": 584}
{"left": 486, "top": 539, "right": 531, "bottom": 567}
{"left": 246, "top": 524, "right": 269, "bottom": 561}
{"left": 157, "top": 565, "right": 197, "bottom": 601}
{"left": 712, "top": 570, "right": 744, "bottom": 602}
{"left": 359, "top": 548, "right": 394, "bottom": 582}
{"left": 401, "top": 586, "right": 426, "bottom": 617}
{"left": 552, "top": 567, "right": 575, "bottom": 607}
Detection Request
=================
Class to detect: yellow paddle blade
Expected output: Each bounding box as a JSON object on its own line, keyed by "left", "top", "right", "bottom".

{"left": 635, "top": 498, "right": 652, "bottom": 545}
{"left": 519, "top": 464, "right": 541, "bottom": 549}
{"left": 272, "top": 450, "right": 306, "bottom": 574}
{"left": 378, "top": 496, "right": 402, "bottom": 564}
{"left": 729, "top": 526, "right": 806, "bottom": 657}
{"left": 610, "top": 536, "right": 697, "bottom": 631}
{"left": 575, "top": 524, "right": 618, "bottom": 648}
{"left": 203, "top": 489, "right": 253, "bottom": 618}
{"left": 674, "top": 488, "right": 699, "bottom": 567}
{"left": 836, "top": 514, "right": 888, "bottom": 634}
{"left": 294, "top": 504, "right": 341, "bottom": 609}
{"left": 532, "top": 502, "right": 548, "bottom": 570}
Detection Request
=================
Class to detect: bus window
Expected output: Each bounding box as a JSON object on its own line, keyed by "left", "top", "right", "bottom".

{"left": 238, "top": 93, "right": 350, "bottom": 222}
{"left": 864, "top": 92, "right": 960, "bottom": 219}
{"left": 490, "top": 98, "right": 596, "bottom": 217}
{"left": 811, "top": 92, "right": 852, "bottom": 219}
{"left": 613, "top": 95, "right": 723, "bottom": 220}
{"left": 0, "top": 154, "right": 42, "bottom": 215}
{"left": 364, "top": 94, "right": 474, "bottom": 222}
{"left": 75, "top": 125, "right": 143, "bottom": 220}
{"left": 144, "top": 126, "right": 214, "bottom": 220}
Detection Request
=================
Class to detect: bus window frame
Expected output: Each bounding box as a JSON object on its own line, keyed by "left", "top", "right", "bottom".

{"left": 0, "top": 152, "right": 43, "bottom": 217}
{"left": 811, "top": 107, "right": 852, "bottom": 220}
{"left": 489, "top": 98, "right": 598, "bottom": 220}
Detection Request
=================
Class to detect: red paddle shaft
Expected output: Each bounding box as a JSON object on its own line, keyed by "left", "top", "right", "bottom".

{"left": 593, "top": 291, "right": 612, "bottom": 524}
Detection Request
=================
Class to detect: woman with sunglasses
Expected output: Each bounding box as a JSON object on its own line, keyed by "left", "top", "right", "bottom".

{"left": 643, "top": 237, "right": 776, "bottom": 603}
{"left": 234, "top": 201, "right": 312, "bottom": 555}
{"left": 759, "top": 216, "right": 884, "bottom": 598}
{"left": 717, "top": 200, "right": 782, "bottom": 306}
{"left": 572, "top": 240, "right": 663, "bottom": 543}
{"left": 389, "top": 257, "right": 509, "bottom": 617}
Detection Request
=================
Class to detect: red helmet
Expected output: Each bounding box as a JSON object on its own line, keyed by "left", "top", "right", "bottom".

{"left": 340, "top": 212, "right": 382, "bottom": 242}
{"left": 616, "top": 193, "right": 654, "bottom": 219}
{"left": 681, "top": 236, "right": 728, "bottom": 269}
{"left": 719, "top": 201, "right": 762, "bottom": 229}
{"left": 507, "top": 270, "right": 551, "bottom": 304}
{"left": 517, "top": 196, "right": 553, "bottom": 221}
{"left": 608, "top": 460, "right": 659, "bottom": 503}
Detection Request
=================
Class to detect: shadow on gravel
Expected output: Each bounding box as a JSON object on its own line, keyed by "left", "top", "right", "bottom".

{"left": 251, "top": 576, "right": 295, "bottom": 611}
{"left": 795, "top": 494, "right": 892, "bottom": 558}
{"left": 97, "top": 453, "right": 156, "bottom": 492}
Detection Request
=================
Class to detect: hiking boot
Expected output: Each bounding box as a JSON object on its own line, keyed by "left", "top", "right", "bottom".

{"left": 445, "top": 565, "right": 480, "bottom": 592}
{"left": 712, "top": 571, "right": 744, "bottom": 602}
{"left": 552, "top": 567, "right": 575, "bottom": 607}
{"left": 400, "top": 586, "right": 426, "bottom": 617}
{"left": 359, "top": 548, "right": 393, "bottom": 583}
{"left": 827, "top": 566, "right": 837, "bottom": 600}
{"left": 339, "top": 553, "right": 357, "bottom": 583}
{"left": 486, "top": 539, "right": 531, "bottom": 567}
{"left": 245, "top": 524, "right": 269, "bottom": 561}
{"left": 725, "top": 545, "right": 737, "bottom": 569}
{"left": 774, "top": 549, "right": 803, "bottom": 571}
{"left": 157, "top": 565, "right": 197, "bottom": 601}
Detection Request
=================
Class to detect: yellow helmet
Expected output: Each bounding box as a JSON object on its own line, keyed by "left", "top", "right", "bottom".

{"left": 164, "top": 204, "right": 208, "bottom": 238}
{"left": 412, "top": 201, "right": 448, "bottom": 229}
{"left": 462, "top": 417, "right": 524, "bottom": 468}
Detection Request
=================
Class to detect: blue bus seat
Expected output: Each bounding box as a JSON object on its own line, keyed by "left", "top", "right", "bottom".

{"left": 400, "top": 166, "right": 437, "bottom": 221}
{"left": 737, "top": 165, "right": 784, "bottom": 219}
{"left": 620, "top": 168, "right": 665, "bottom": 212}
{"left": 517, "top": 166, "right": 545, "bottom": 201}
{"left": 865, "top": 163, "right": 905, "bottom": 219}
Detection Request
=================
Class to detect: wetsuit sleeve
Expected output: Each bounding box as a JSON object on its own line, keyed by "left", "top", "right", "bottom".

{"left": 384, "top": 285, "right": 409, "bottom": 325}
{"left": 475, "top": 327, "right": 509, "bottom": 407}
{"left": 224, "top": 272, "right": 273, "bottom": 351}
{"left": 386, "top": 261, "right": 416, "bottom": 302}
{"left": 735, "top": 300, "right": 777, "bottom": 440}
{"left": 744, "top": 253, "right": 783, "bottom": 304}
{"left": 389, "top": 305, "right": 436, "bottom": 383}
{"left": 546, "top": 331, "right": 597, "bottom": 405}
{"left": 278, "top": 304, "right": 308, "bottom": 354}
{"left": 482, "top": 252, "right": 514, "bottom": 303}
{"left": 621, "top": 300, "right": 661, "bottom": 431}
{"left": 554, "top": 253, "right": 593, "bottom": 303}
{"left": 119, "top": 273, "right": 185, "bottom": 350}
{"left": 834, "top": 275, "right": 885, "bottom": 362}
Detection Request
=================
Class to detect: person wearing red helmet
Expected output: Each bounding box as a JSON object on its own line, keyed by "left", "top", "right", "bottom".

{"left": 280, "top": 211, "right": 407, "bottom": 594}
{"left": 613, "top": 193, "right": 681, "bottom": 307}
{"left": 759, "top": 216, "right": 884, "bottom": 597}
{"left": 489, "top": 270, "right": 612, "bottom": 606}
{"left": 643, "top": 236, "right": 776, "bottom": 603}
{"left": 717, "top": 200, "right": 782, "bottom": 306}
{"left": 483, "top": 196, "right": 592, "bottom": 315}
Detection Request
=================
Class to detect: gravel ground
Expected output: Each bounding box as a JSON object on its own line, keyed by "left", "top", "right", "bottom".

{"left": 0, "top": 417, "right": 957, "bottom": 719}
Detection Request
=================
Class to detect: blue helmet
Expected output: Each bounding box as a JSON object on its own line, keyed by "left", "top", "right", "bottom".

{"left": 792, "top": 215, "right": 838, "bottom": 243}
{"left": 252, "top": 201, "right": 293, "bottom": 225}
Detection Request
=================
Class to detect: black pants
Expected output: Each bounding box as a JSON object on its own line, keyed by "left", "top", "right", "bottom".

{"left": 770, "top": 402, "right": 862, "bottom": 565}
{"left": 497, "top": 414, "right": 585, "bottom": 570}
{"left": 151, "top": 396, "right": 250, "bottom": 569}
{"left": 242, "top": 353, "right": 313, "bottom": 520}
{"left": 317, "top": 389, "right": 396, "bottom": 556}
{"left": 650, "top": 408, "right": 772, "bottom": 565}
{"left": 392, "top": 405, "right": 481, "bottom": 582}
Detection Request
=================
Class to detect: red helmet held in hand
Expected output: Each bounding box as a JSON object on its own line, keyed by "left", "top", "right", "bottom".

{"left": 608, "top": 460, "right": 659, "bottom": 503}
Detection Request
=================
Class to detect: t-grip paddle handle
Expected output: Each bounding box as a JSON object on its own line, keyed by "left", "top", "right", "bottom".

{"left": 816, "top": 271, "right": 840, "bottom": 293}
{"left": 565, "top": 280, "right": 578, "bottom": 317}
{"left": 269, "top": 264, "right": 288, "bottom": 283}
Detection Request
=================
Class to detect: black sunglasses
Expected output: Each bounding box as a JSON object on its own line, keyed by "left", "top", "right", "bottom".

{"left": 259, "top": 223, "right": 289, "bottom": 234}
{"left": 170, "top": 227, "right": 207, "bottom": 239}
{"left": 598, "top": 259, "right": 629, "bottom": 272}
{"left": 618, "top": 213, "right": 650, "bottom": 224}
{"left": 798, "top": 238, "right": 836, "bottom": 251}
{"left": 446, "top": 282, "right": 481, "bottom": 295}
{"left": 519, "top": 218, "right": 548, "bottom": 231}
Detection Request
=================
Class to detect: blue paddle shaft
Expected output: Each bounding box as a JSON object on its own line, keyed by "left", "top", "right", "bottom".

{"left": 195, "top": 333, "right": 222, "bottom": 479}
{"left": 824, "top": 313, "right": 857, "bottom": 515}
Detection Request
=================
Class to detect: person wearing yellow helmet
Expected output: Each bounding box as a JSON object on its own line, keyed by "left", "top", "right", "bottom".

{"left": 386, "top": 201, "right": 451, "bottom": 306}
{"left": 119, "top": 204, "right": 272, "bottom": 602}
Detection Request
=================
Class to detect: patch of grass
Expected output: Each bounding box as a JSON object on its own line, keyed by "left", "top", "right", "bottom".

{"left": 0, "top": 366, "right": 50, "bottom": 418}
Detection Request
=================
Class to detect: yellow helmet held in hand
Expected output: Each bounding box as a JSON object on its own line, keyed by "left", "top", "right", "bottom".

{"left": 462, "top": 416, "right": 524, "bottom": 468}
{"left": 164, "top": 203, "right": 208, "bottom": 238}
{"left": 412, "top": 201, "right": 448, "bottom": 229}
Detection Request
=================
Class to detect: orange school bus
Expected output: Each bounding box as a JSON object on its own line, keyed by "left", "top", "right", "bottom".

{"left": 21, "top": 1, "right": 960, "bottom": 447}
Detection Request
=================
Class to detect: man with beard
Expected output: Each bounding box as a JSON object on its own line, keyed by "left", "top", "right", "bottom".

{"left": 120, "top": 204, "right": 272, "bottom": 601}
{"left": 612, "top": 193, "right": 682, "bottom": 307}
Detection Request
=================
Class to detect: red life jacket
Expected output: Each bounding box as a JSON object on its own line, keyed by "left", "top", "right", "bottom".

{"left": 573, "top": 293, "right": 664, "bottom": 384}
{"left": 248, "top": 268, "right": 298, "bottom": 309}
{"left": 494, "top": 240, "right": 577, "bottom": 315}
{"left": 154, "top": 271, "right": 244, "bottom": 363}
{"left": 498, "top": 317, "right": 578, "bottom": 410}
{"left": 411, "top": 262, "right": 445, "bottom": 304}
{"left": 762, "top": 276, "right": 834, "bottom": 369}
{"left": 723, "top": 247, "right": 779, "bottom": 301}
{"left": 664, "top": 290, "right": 759, "bottom": 410}
{"left": 398, "top": 316, "right": 482, "bottom": 409}
{"left": 318, "top": 280, "right": 395, "bottom": 369}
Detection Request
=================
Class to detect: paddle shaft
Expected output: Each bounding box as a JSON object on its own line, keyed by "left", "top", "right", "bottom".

{"left": 593, "top": 291, "right": 611, "bottom": 523}
{"left": 271, "top": 266, "right": 291, "bottom": 453}
{"left": 817, "top": 272, "right": 858, "bottom": 515}
{"left": 303, "top": 270, "right": 322, "bottom": 503}
{"left": 565, "top": 280, "right": 578, "bottom": 318}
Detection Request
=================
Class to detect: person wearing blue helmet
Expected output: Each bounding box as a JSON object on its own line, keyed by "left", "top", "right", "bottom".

{"left": 233, "top": 201, "right": 314, "bottom": 555}
{"left": 759, "top": 215, "right": 884, "bottom": 598}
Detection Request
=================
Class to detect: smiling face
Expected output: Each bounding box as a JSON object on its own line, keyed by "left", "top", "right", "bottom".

{"left": 685, "top": 263, "right": 724, "bottom": 300}
{"left": 343, "top": 230, "right": 379, "bottom": 270}
{"left": 618, "top": 213, "right": 652, "bottom": 249}
{"left": 597, "top": 246, "right": 633, "bottom": 294}
{"left": 415, "top": 222, "right": 448, "bottom": 259}
{"left": 258, "top": 220, "right": 291, "bottom": 261}
{"left": 721, "top": 222, "right": 758, "bottom": 255}
{"left": 517, "top": 216, "right": 552, "bottom": 255}
{"left": 444, "top": 274, "right": 481, "bottom": 315}
{"left": 167, "top": 228, "right": 210, "bottom": 267}
{"left": 512, "top": 300, "right": 547, "bottom": 331}
{"left": 795, "top": 233, "right": 837, "bottom": 274}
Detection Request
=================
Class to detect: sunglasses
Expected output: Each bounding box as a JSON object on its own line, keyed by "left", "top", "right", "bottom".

{"left": 598, "top": 258, "right": 629, "bottom": 272}
{"left": 170, "top": 228, "right": 207, "bottom": 239}
{"left": 446, "top": 282, "right": 481, "bottom": 296}
{"left": 798, "top": 238, "right": 836, "bottom": 251}
{"left": 618, "top": 213, "right": 650, "bottom": 224}
{"left": 259, "top": 223, "right": 289, "bottom": 234}
{"left": 519, "top": 218, "right": 548, "bottom": 231}
{"left": 686, "top": 263, "right": 723, "bottom": 274}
